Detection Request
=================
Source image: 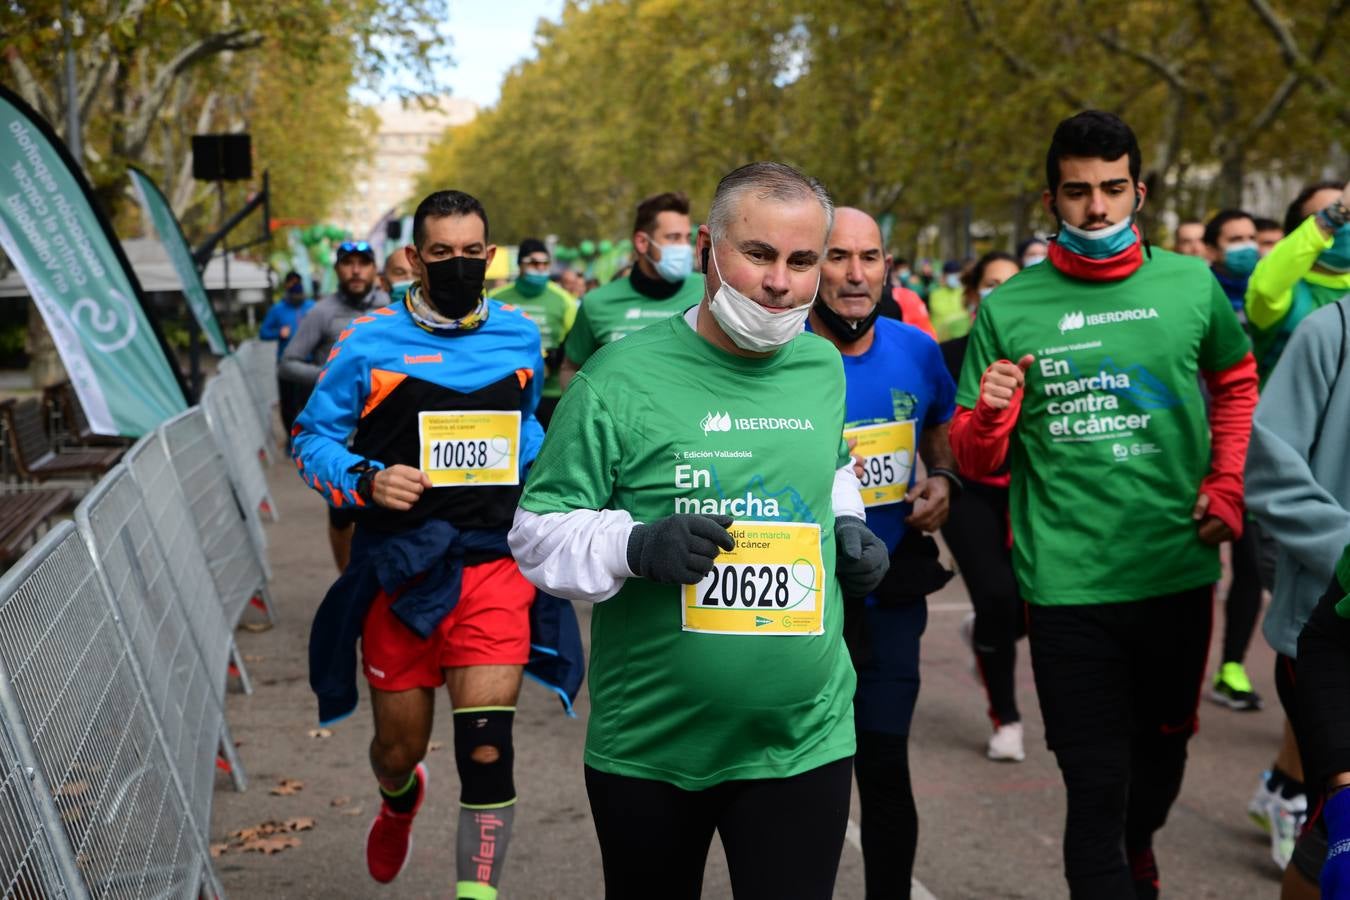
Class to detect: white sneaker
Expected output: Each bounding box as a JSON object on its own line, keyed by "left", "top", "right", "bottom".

{"left": 987, "top": 722, "right": 1025, "bottom": 762}
{"left": 1270, "top": 791, "right": 1307, "bottom": 871}
{"left": 1247, "top": 771, "right": 1276, "bottom": 834}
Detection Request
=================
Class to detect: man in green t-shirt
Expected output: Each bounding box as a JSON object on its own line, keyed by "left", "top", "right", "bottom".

{"left": 951, "top": 111, "right": 1259, "bottom": 900}
{"left": 510, "top": 162, "right": 889, "bottom": 899}
{"left": 559, "top": 191, "right": 705, "bottom": 389}
{"left": 488, "top": 238, "right": 579, "bottom": 426}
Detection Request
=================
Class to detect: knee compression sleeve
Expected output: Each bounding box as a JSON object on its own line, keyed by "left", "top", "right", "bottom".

{"left": 453, "top": 707, "right": 516, "bottom": 808}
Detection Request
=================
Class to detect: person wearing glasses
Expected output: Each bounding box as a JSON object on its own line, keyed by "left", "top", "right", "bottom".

{"left": 281, "top": 238, "right": 390, "bottom": 571}
{"left": 488, "top": 239, "right": 579, "bottom": 428}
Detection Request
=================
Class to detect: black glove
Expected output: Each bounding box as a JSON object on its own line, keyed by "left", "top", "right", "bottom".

{"left": 835, "top": 515, "right": 889, "bottom": 599}
{"left": 627, "top": 514, "right": 736, "bottom": 585}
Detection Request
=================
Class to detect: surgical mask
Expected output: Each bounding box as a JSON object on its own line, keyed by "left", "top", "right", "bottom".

{"left": 707, "top": 246, "right": 813, "bottom": 353}
{"left": 388, "top": 280, "right": 413, "bottom": 305}
{"left": 1056, "top": 215, "right": 1138, "bottom": 259}
{"left": 421, "top": 255, "right": 486, "bottom": 319}
{"left": 978, "top": 287, "right": 995, "bottom": 301}
{"left": 1023, "top": 254, "right": 1046, "bottom": 267}
{"left": 519, "top": 270, "right": 550, "bottom": 295}
{"left": 1319, "top": 225, "right": 1350, "bottom": 273}
{"left": 1222, "top": 242, "right": 1259, "bottom": 277}
{"left": 944, "top": 273, "right": 961, "bottom": 289}
{"left": 647, "top": 239, "right": 694, "bottom": 283}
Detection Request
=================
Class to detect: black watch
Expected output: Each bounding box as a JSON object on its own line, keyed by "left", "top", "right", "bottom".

{"left": 354, "top": 466, "right": 378, "bottom": 503}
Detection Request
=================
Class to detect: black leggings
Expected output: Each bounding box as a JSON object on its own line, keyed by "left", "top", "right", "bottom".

{"left": 1028, "top": 588, "right": 1212, "bottom": 900}
{"left": 942, "top": 481, "right": 1025, "bottom": 725}
{"left": 1222, "top": 522, "right": 1265, "bottom": 665}
{"left": 585, "top": 757, "right": 853, "bottom": 899}
{"left": 855, "top": 730, "right": 917, "bottom": 899}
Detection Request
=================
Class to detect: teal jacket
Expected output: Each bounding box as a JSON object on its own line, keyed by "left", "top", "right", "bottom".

{"left": 1247, "top": 298, "right": 1350, "bottom": 657}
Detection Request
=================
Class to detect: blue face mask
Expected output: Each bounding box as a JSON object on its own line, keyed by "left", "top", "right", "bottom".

{"left": 1319, "top": 225, "right": 1350, "bottom": 273}
{"left": 648, "top": 240, "right": 693, "bottom": 283}
{"left": 944, "top": 273, "right": 961, "bottom": 289}
{"left": 389, "top": 280, "right": 413, "bottom": 304}
{"left": 519, "top": 270, "right": 551, "bottom": 295}
{"left": 1222, "top": 242, "right": 1259, "bottom": 278}
{"left": 1056, "top": 215, "right": 1138, "bottom": 259}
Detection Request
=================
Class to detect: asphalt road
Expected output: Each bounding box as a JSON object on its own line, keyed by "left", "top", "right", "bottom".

{"left": 210, "top": 458, "right": 1288, "bottom": 899}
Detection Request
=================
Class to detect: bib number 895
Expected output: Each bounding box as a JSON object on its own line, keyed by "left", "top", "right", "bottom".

{"left": 858, "top": 455, "right": 896, "bottom": 488}
{"left": 430, "top": 439, "right": 490, "bottom": 469}
{"left": 699, "top": 564, "right": 790, "bottom": 608}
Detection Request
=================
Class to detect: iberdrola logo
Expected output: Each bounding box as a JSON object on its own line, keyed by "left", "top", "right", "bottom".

{"left": 1059, "top": 310, "right": 1086, "bottom": 334}
{"left": 701, "top": 411, "right": 732, "bottom": 435}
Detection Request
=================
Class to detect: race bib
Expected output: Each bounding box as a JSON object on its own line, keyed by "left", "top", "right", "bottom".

{"left": 845, "top": 420, "right": 915, "bottom": 507}
{"left": 418, "top": 410, "right": 520, "bottom": 487}
{"left": 682, "top": 521, "right": 824, "bottom": 636}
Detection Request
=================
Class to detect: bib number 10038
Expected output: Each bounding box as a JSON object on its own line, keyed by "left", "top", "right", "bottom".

{"left": 699, "top": 563, "right": 792, "bottom": 608}
{"left": 428, "top": 439, "right": 494, "bottom": 470}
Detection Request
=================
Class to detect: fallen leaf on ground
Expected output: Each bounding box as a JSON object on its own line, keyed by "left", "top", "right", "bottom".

{"left": 230, "top": 825, "right": 265, "bottom": 842}
{"left": 241, "top": 835, "right": 300, "bottom": 855}
{"left": 330, "top": 796, "right": 350, "bottom": 808}
{"left": 209, "top": 843, "right": 228, "bottom": 858}
{"left": 283, "top": 817, "right": 315, "bottom": 832}
{"left": 269, "top": 778, "right": 303, "bottom": 796}
{"left": 340, "top": 805, "right": 364, "bottom": 817}
{"left": 306, "top": 728, "right": 331, "bottom": 740}
{"left": 428, "top": 741, "right": 444, "bottom": 752}
{"left": 243, "top": 655, "right": 264, "bottom": 663}
{"left": 59, "top": 780, "right": 90, "bottom": 798}
{"left": 240, "top": 622, "right": 272, "bottom": 633}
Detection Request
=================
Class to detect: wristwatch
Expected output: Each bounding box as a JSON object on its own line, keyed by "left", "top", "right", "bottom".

{"left": 353, "top": 464, "right": 378, "bottom": 503}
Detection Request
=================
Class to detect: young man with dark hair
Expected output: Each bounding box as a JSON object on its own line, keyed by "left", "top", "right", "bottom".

{"left": 952, "top": 110, "right": 1259, "bottom": 899}
{"left": 1255, "top": 217, "right": 1285, "bottom": 256}
{"left": 559, "top": 190, "right": 704, "bottom": 388}
{"left": 489, "top": 238, "right": 578, "bottom": 428}
{"left": 1203, "top": 209, "right": 1260, "bottom": 320}
{"left": 1174, "top": 219, "right": 1206, "bottom": 257}
{"left": 293, "top": 189, "right": 545, "bottom": 898}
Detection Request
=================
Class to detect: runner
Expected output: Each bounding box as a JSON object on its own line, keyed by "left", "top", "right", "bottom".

{"left": 259, "top": 271, "right": 315, "bottom": 435}
{"left": 1247, "top": 293, "right": 1350, "bottom": 885}
{"left": 559, "top": 191, "right": 703, "bottom": 388}
{"left": 281, "top": 239, "right": 390, "bottom": 572}
{"left": 489, "top": 238, "right": 579, "bottom": 428}
{"left": 938, "top": 250, "right": 1029, "bottom": 762}
{"left": 292, "top": 190, "right": 545, "bottom": 898}
{"left": 951, "top": 110, "right": 1259, "bottom": 900}
{"left": 1173, "top": 219, "right": 1205, "bottom": 257}
{"left": 510, "top": 162, "right": 889, "bottom": 899}
{"left": 808, "top": 206, "right": 958, "bottom": 897}
{"left": 381, "top": 245, "right": 416, "bottom": 304}
{"left": 1247, "top": 180, "right": 1350, "bottom": 382}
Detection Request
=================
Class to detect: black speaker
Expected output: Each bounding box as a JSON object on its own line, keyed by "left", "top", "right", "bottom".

{"left": 385, "top": 220, "right": 403, "bottom": 241}
{"left": 192, "top": 133, "right": 252, "bottom": 181}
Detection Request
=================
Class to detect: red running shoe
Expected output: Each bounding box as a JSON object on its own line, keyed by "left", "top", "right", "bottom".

{"left": 366, "top": 763, "right": 427, "bottom": 883}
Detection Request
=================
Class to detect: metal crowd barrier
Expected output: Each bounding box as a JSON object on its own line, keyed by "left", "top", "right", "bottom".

{"left": 234, "top": 340, "right": 280, "bottom": 445}
{"left": 202, "top": 365, "right": 277, "bottom": 570}
{"left": 0, "top": 522, "right": 220, "bottom": 899}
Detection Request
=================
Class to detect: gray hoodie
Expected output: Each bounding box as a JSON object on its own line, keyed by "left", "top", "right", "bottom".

{"left": 278, "top": 289, "right": 389, "bottom": 385}
{"left": 1246, "top": 297, "right": 1350, "bottom": 658}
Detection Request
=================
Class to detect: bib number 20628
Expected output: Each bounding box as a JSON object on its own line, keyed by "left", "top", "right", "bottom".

{"left": 699, "top": 564, "right": 791, "bottom": 608}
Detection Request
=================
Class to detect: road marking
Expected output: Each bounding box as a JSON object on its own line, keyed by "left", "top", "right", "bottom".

{"left": 845, "top": 817, "right": 938, "bottom": 900}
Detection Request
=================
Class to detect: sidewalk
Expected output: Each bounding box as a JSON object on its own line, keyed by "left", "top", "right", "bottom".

{"left": 210, "top": 459, "right": 1286, "bottom": 898}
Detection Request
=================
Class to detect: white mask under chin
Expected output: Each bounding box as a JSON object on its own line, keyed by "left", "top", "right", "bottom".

{"left": 707, "top": 245, "right": 814, "bottom": 353}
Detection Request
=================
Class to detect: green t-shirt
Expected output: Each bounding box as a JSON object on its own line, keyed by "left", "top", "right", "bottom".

{"left": 956, "top": 250, "right": 1250, "bottom": 605}
{"left": 521, "top": 312, "right": 856, "bottom": 789}
{"left": 489, "top": 279, "right": 578, "bottom": 398}
{"left": 562, "top": 273, "right": 705, "bottom": 368}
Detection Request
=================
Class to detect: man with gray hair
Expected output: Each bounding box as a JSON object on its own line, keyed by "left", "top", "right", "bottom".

{"left": 509, "top": 161, "right": 888, "bottom": 898}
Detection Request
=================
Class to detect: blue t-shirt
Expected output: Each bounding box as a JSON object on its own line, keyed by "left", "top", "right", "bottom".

{"left": 260, "top": 298, "right": 315, "bottom": 357}
{"left": 810, "top": 317, "right": 956, "bottom": 553}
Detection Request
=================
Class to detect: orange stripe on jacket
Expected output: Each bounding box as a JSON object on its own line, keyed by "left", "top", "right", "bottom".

{"left": 363, "top": 368, "right": 408, "bottom": 418}
{"left": 515, "top": 368, "right": 534, "bottom": 390}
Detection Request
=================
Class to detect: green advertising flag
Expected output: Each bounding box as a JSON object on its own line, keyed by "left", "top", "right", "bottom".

{"left": 0, "top": 86, "right": 188, "bottom": 436}
{"left": 128, "top": 166, "right": 228, "bottom": 355}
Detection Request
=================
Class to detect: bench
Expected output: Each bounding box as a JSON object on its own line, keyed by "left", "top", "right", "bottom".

{"left": 43, "top": 381, "right": 131, "bottom": 449}
{"left": 0, "top": 398, "right": 123, "bottom": 482}
{"left": 0, "top": 488, "right": 71, "bottom": 564}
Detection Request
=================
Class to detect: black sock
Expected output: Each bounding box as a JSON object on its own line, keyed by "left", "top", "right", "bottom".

{"left": 379, "top": 770, "right": 421, "bottom": 814}
{"left": 1270, "top": 767, "right": 1305, "bottom": 799}
{"left": 1128, "top": 846, "right": 1159, "bottom": 900}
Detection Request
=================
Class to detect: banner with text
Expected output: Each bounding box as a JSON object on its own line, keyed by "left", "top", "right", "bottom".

{"left": 0, "top": 86, "right": 187, "bottom": 435}
{"left": 128, "top": 166, "right": 228, "bottom": 354}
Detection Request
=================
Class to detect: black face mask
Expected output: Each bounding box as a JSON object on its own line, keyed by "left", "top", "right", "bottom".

{"left": 813, "top": 296, "right": 881, "bottom": 344}
{"left": 422, "top": 255, "right": 487, "bottom": 318}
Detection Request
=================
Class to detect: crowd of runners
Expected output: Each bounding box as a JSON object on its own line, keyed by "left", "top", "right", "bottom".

{"left": 260, "top": 110, "right": 1350, "bottom": 899}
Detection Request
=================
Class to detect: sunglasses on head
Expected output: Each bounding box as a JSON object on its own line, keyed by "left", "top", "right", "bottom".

{"left": 336, "top": 240, "right": 374, "bottom": 260}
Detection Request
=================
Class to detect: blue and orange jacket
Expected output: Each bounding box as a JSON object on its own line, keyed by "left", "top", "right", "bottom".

{"left": 291, "top": 297, "right": 546, "bottom": 534}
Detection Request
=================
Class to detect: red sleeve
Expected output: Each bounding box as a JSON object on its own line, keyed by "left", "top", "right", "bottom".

{"left": 1199, "top": 351, "right": 1259, "bottom": 538}
{"left": 949, "top": 364, "right": 1023, "bottom": 477}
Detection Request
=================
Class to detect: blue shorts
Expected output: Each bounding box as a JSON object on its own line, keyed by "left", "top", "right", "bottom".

{"left": 853, "top": 599, "right": 928, "bottom": 736}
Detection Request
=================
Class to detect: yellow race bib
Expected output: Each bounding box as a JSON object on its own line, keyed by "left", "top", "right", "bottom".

{"left": 845, "top": 420, "right": 915, "bottom": 507}
{"left": 418, "top": 410, "right": 520, "bottom": 487}
{"left": 682, "top": 521, "right": 824, "bottom": 636}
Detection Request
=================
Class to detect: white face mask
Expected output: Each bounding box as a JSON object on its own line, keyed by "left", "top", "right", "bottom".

{"left": 707, "top": 244, "right": 815, "bottom": 353}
